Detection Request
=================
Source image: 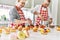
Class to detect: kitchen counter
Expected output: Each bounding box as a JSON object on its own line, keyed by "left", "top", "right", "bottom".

{"left": 0, "top": 27, "right": 60, "bottom": 40}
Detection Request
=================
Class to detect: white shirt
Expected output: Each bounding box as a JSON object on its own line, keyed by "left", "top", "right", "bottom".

{"left": 22, "top": 8, "right": 33, "bottom": 23}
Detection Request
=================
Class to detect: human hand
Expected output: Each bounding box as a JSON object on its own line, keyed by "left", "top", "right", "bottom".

{"left": 26, "top": 18, "right": 32, "bottom": 24}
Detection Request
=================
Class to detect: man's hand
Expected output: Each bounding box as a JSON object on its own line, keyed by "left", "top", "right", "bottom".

{"left": 14, "top": 19, "right": 26, "bottom": 24}
{"left": 14, "top": 19, "right": 32, "bottom": 25}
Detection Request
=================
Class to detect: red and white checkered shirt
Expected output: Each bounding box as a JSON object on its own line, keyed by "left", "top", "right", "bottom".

{"left": 36, "top": 6, "right": 48, "bottom": 25}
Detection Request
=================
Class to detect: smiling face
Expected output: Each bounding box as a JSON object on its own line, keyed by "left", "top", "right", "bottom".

{"left": 17, "top": 0, "right": 26, "bottom": 8}
{"left": 44, "top": 3, "right": 49, "bottom": 7}
{"left": 20, "top": 0, "right": 26, "bottom": 7}
{"left": 42, "top": 0, "right": 50, "bottom": 8}
{"left": 42, "top": 2, "right": 50, "bottom": 8}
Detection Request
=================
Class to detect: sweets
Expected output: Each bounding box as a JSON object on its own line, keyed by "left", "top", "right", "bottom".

{"left": 33, "top": 27, "right": 38, "bottom": 32}
{"left": 39, "top": 28, "right": 50, "bottom": 35}
{"left": 18, "top": 26, "right": 22, "bottom": 31}
{"left": 56, "top": 25, "right": 60, "bottom": 31}
{"left": 0, "top": 28, "right": 2, "bottom": 33}
{"left": 4, "top": 28, "right": 10, "bottom": 34}
{"left": 10, "top": 28, "right": 16, "bottom": 32}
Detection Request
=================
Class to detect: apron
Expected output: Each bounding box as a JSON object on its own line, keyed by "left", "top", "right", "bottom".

{"left": 35, "top": 6, "right": 48, "bottom": 26}
{"left": 15, "top": 6, "right": 26, "bottom": 26}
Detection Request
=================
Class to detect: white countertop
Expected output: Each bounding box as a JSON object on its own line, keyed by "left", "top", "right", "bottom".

{"left": 26, "top": 28, "right": 60, "bottom": 40}
{"left": 0, "top": 21, "right": 11, "bottom": 24}
{"left": 0, "top": 28, "right": 60, "bottom": 40}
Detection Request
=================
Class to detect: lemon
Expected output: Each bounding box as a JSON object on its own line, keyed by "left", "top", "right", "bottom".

{"left": 17, "top": 31, "right": 26, "bottom": 39}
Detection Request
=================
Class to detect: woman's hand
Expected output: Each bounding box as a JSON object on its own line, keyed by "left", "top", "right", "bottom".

{"left": 34, "top": 11, "right": 44, "bottom": 21}
{"left": 38, "top": 14, "right": 44, "bottom": 21}
{"left": 26, "top": 18, "right": 32, "bottom": 24}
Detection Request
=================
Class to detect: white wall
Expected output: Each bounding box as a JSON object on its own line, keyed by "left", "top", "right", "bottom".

{"left": 52, "top": 0, "right": 58, "bottom": 25}
{"left": 34, "top": 0, "right": 44, "bottom": 6}
{"left": 0, "top": 0, "right": 16, "bottom": 5}
{"left": 57, "top": 0, "right": 60, "bottom": 25}
{"left": 0, "top": 0, "right": 44, "bottom": 8}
